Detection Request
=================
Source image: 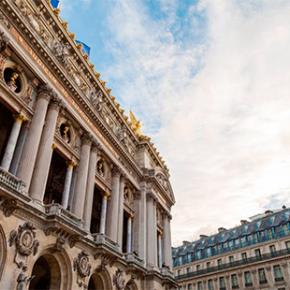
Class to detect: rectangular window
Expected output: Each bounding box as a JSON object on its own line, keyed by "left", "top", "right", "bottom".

{"left": 254, "top": 248, "right": 261, "bottom": 258}
{"left": 241, "top": 252, "right": 247, "bottom": 261}
{"left": 217, "top": 259, "right": 222, "bottom": 267}
{"left": 186, "top": 267, "right": 190, "bottom": 273}
{"left": 231, "top": 274, "right": 239, "bottom": 289}
{"left": 270, "top": 245, "right": 276, "bottom": 255}
{"left": 285, "top": 241, "right": 290, "bottom": 250}
{"left": 196, "top": 264, "right": 201, "bottom": 271}
{"left": 206, "top": 262, "right": 211, "bottom": 269}
{"left": 244, "top": 271, "right": 252, "bottom": 287}
{"left": 208, "top": 279, "right": 214, "bottom": 290}
{"left": 188, "top": 284, "right": 193, "bottom": 290}
{"left": 219, "top": 277, "right": 226, "bottom": 290}
{"left": 197, "top": 281, "right": 203, "bottom": 290}
{"left": 229, "top": 256, "right": 234, "bottom": 264}
{"left": 258, "top": 268, "right": 267, "bottom": 284}
{"left": 273, "top": 265, "right": 284, "bottom": 281}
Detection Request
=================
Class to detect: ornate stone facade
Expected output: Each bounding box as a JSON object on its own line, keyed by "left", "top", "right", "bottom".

{"left": 0, "top": 0, "right": 177, "bottom": 289}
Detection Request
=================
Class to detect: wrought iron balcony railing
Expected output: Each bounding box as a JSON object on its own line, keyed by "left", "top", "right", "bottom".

{"left": 176, "top": 249, "right": 290, "bottom": 280}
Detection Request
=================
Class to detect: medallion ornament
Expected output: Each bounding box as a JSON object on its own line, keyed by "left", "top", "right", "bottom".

{"left": 9, "top": 222, "right": 39, "bottom": 270}
{"left": 73, "top": 251, "right": 91, "bottom": 286}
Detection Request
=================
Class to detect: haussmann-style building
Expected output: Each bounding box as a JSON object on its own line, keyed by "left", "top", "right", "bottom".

{"left": 0, "top": 0, "right": 177, "bottom": 289}
{"left": 173, "top": 207, "right": 290, "bottom": 290}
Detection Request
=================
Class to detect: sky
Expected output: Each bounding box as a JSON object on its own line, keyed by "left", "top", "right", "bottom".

{"left": 60, "top": 0, "right": 290, "bottom": 246}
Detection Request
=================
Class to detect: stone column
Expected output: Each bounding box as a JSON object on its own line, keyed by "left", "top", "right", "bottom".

{"left": 61, "top": 160, "right": 75, "bottom": 210}
{"left": 146, "top": 193, "right": 158, "bottom": 269}
{"left": 83, "top": 144, "right": 98, "bottom": 232}
{"left": 133, "top": 186, "right": 147, "bottom": 262}
{"left": 17, "top": 85, "right": 53, "bottom": 189}
{"left": 213, "top": 278, "right": 218, "bottom": 290}
{"left": 100, "top": 193, "right": 109, "bottom": 234}
{"left": 1, "top": 114, "right": 25, "bottom": 171}
{"left": 10, "top": 122, "right": 29, "bottom": 175}
{"left": 106, "top": 166, "right": 120, "bottom": 242}
{"left": 127, "top": 215, "right": 132, "bottom": 253}
{"left": 29, "top": 96, "right": 61, "bottom": 202}
{"left": 71, "top": 134, "right": 92, "bottom": 219}
{"left": 225, "top": 275, "right": 230, "bottom": 290}
{"left": 158, "top": 233, "right": 163, "bottom": 268}
{"left": 163, "top": 214, "right": 173, "bottom": 270}
{"left": 117, "top": 176, "right": 125, "bottom": 249}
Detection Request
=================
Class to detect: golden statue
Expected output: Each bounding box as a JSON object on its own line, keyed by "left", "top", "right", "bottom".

{"left": 129, "top": 111, "right": 142, "bottom": 136}
{"left": 7, "top": 72, "right": 19, "bottom": 91}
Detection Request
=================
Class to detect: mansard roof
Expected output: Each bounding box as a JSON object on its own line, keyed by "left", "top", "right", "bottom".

{"left": 172, "top": 207, "right": 290, "bottom": 264}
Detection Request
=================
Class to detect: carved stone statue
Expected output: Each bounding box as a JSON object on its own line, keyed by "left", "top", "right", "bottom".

{"left": 73, "top": 251, "right": 91, "bottom": 287}
{"left": 16, "top": 272, "right": 34, "bottom": 290}
{"left": 113, "top": 269, "right": 125, "bottom": 290}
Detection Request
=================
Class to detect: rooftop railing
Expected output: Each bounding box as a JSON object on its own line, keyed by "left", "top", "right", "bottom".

{"left": 176, "top": 248, "right": 290, "bottom": 280}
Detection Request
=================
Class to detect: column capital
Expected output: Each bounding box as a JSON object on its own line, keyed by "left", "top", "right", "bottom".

{"left": 81, "top": 132, "right": 93, "bottom": 145}
{"left": 111, "top": 164, "right": 121, "bottom": 177}
{"left": 50, "top": 95, "right": 64, "bottom": 111}
{"left": 91, "top": 140, "right": 101, "bottom": 153}
{"left": 37, "top": 84, "right": 56, "bottom": 101}
{"left": 67, "top": 159, "right": 77, "bottom": 168}
{"left": 13, "top": 113, "right": 26, "bottom": 123}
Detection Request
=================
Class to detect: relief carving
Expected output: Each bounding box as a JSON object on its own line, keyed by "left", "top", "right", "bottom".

{"left": 73, "top": 251, "right": 91, "bottom": 287}
{"left": 113, "top": 269, "right": 126, "bottom": 290}
{"left": 9, "top": 222, "right": 39, "bottom": 270}
{"left": 0, "top": 31, "right": 8, "bottom": 53}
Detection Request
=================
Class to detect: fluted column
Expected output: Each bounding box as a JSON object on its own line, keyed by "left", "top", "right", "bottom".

{"left": 127, "top": 215, "right": 132, "bottom": 253}
{"left": 163, "top": 214, "right": 173, "bottom": 270}
{"left": 71, "top": 134, "right": 92, "bottom": 219}
{"left": 83, "top": 144, "right": 98, "bottom": 232}
{"left": 1, "top": 114, "right": 25, "bottom": 171}
{"left": 29, "top": 97, "right": 62, "bottom": 202}
{"left": 133, "top": 186, "right": 147, "bottom": 262}
{"left": 100, "top": 193, "right": 109, "bottom": 234}
{"left": 117, "top": 176, "right": 125, "bottom": 249}
{"left": 61, "top": 160, "right": 76, "bottom": 209}
{"left": 106, "top": 166, "right": 121, "bottom": 242}
{"left": 146, "top": 193, "right": 158, "bottom": 269}
{"left": 17, "top": 85, "right": 53, "bottom": 189}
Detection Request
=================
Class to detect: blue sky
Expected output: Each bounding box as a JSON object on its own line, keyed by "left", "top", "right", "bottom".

{"left": 60, "top": 0, "right": 290, "bottom": 245}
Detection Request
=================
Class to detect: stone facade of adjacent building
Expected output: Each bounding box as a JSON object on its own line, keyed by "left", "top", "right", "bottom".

{"left": 0, "top": 1, "right": 176, "bottom": 289}
{"left": 173, "top": 207, "right": 290, "bottom": 290}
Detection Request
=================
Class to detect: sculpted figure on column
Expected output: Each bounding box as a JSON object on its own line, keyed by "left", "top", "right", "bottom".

{"left": 17, "top": 84, "right": 56, "bottom": 190}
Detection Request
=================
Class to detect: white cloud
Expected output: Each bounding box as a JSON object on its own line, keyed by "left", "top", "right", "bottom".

{"left": 101, "top": 0, "right": 290, "bottom": 246}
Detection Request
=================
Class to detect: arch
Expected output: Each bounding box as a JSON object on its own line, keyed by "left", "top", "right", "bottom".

{"left": 28, "top": 248, "right": 72, "bottom": 290}
{"left": 88, "top": 269, "right": 112, "bottom": 290}
{"left": 0, "top": 224, "right": 7, "bottom": 280}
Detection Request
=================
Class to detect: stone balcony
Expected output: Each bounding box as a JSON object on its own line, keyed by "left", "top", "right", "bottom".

{"left": 0, "top": 167, "right": 25, "bottom": 194}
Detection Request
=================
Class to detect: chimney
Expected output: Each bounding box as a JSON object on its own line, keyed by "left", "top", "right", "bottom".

{"left": 282, "top": 205, "right": 287, "bottom": 210}
{"left": 199, "top": 235, "right": 208, "bottom": 239}
{"left": 182, "top": 241, "right": 190, "bottom": 246}
{"left": 240, "top": 220, "right": 248, "bottom": 225}
{"left": 218, "top": 227, "right": 227, "bottom": 233}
